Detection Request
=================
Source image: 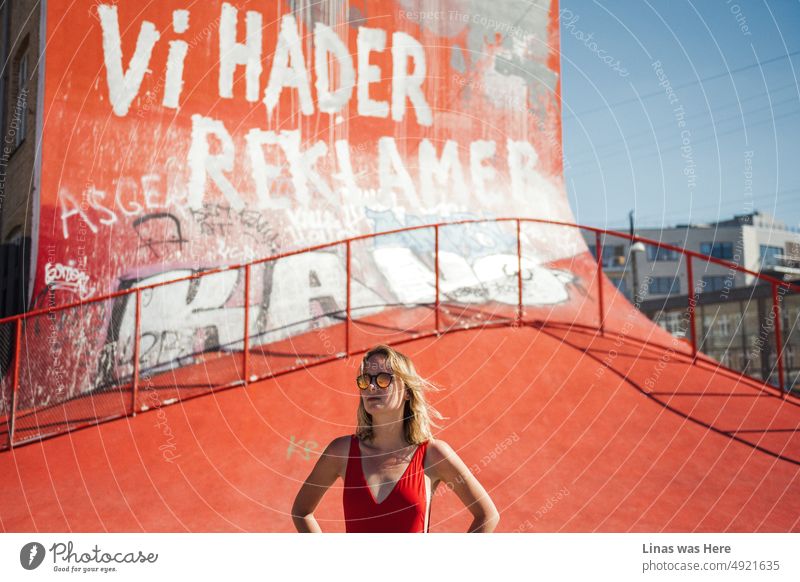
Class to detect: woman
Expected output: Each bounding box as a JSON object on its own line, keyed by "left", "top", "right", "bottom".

{"left": 292, "top": 344, "right": 499, "bottom": 533}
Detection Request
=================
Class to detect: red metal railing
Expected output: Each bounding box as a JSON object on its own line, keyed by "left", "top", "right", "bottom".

{"left": 594, "top": 231, "right": 606, "bottom": 335}
{"left": 686, "top": 255, "right": 697, "bottom": 356}
{"left": 1, "top": 217, "right": 797, "bottom": 450}
{"left": 130, "top": 290, "right": 142, "bottom": 415}
{"left": 243, "top": 264, "right": 252, "bottom": 387}
{"left": 516, "top": 219, "right": 523, "bottom": 325}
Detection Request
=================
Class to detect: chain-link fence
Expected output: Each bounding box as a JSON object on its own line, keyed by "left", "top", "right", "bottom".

{"left": 0, "top": 319, "right": 17, "bottom": 449}
{"left": 13, "top": 296, "right": 131, "bottom": 445}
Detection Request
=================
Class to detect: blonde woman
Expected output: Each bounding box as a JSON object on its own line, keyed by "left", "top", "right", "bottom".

{"left": 292, "top": 344, "right": 499, "bottom": 533}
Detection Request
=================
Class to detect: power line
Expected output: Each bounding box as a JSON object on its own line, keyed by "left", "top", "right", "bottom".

{"left": 565, "top": 94, "right": 799, "bottom": 170}
{"left": 565, "top": 107, "right": 800, "bottom": 174}
{"left": 632, "top": 187, "right": 800, "bottom": 224}
{"left": 564, "top": 48, "right": 800, "bottom": 118}
{"left": 579, "top": 187, "right": 800, "bottom": 231}
{"left": 564, "top": 82, "right": 798, "bottom": 163}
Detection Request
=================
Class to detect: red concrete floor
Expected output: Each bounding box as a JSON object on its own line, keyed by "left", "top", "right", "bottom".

{"left": 0, "top": 322, "right": 797, "bottom": 533}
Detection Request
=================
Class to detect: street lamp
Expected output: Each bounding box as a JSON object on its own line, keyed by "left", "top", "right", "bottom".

{"left": 629, "top": 211, "right": 646, "bottom": 305}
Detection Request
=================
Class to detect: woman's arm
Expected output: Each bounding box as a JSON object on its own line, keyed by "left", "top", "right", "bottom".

{"left": 291, "top": 437, "right": 346, "bottom": 532}
{"left": 429, "top": 440, "right": 500, "bottom": 533}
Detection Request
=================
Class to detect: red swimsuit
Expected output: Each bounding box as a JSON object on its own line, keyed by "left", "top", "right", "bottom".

{"left": 343, "top": 434, "right": 430, "bottom": 533}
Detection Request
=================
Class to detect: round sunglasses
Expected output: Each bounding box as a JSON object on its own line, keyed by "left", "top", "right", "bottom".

{"left": 356, "top": 372, "right": 394, "bottom": 390}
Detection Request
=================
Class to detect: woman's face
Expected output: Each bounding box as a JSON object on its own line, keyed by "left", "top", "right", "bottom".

{"left": 360, "top": 354, "right": 407, "bottom": 415}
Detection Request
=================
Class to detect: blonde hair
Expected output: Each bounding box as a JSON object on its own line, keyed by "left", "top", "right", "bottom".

{"left": 355, "top": 344, "right": 444, "bottom": 445}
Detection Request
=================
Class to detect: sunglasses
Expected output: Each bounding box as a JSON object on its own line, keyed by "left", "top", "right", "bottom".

{"left": 356, "top": 372, "right": 394, "bottom": 390}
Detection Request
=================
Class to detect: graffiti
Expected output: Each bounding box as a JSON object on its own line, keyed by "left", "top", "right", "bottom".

{"left": 92, "top": 268, "right": 241, "bottom": 387}
{"left": 187, "top": 129, "right": 556, "bottom": 213}
{"left": 366, "top": 208, "right": 517, "bottom": 258}
{"left": 97, "top": 253, "right": 348, "bottom": 381}
{"left": 189, "top": 203, "right": 279, "bottom": 247}
{"left": 28, "top": 200, "right": 588, "bottom": 403}
{"left": 133, "top": 213, "right": 187, "bottom": 259}
{"left": 95, "top": 339, "right": 124, "bottom": 389}
{"left": 375, "top": 248, "right": 577, "bottom": 306}
{"left": 284, "top": 203, "right": 365, "bottom": 247}
{"left": 251, "top": 250, "right": 383, "bottom": 345}
{"left": 58, "top": 172, "right": 187, "bottom": 240}
{"left": 93, "top": 225, "right": 581, "bottom": 385}
{"left": 287, "top": 435, "right": 319, "bottom": 461}
{"left": 44, "top": 259, "right": 96, "bottom": 299}
{"left": 58, "top": 135, "right": 561, "bottom": 242}
{"left": 30, "top": 1, "right": 574, "bottom": 416}
{"left": 98, "top": 5, "right": 433, "bottom": 121}
{"left": 502, "top": 263, "right": 533, "bottom": 281}
{"left": 42, "top": 0, "right": 571, "bottom": 327}
{"left": 365, "top": 209, "right": 578, "bottom": 306}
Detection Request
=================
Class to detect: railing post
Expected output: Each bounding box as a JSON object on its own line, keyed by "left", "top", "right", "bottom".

{"left": 130, "top": 290, "right": 142, "bottom": 416}
{"left": 435, "top": 225, "right": 440, "bottom": 334}
{"left": 516, "top": 219, "right": 523, "bottom": 325}
{"left": 9, "top": 317, "right": 22, "bottom": 448}
{"left": 772, "top": 282, "right": 786, "bottom": 395}
{"left": 686, "top": 255, "right": 697, "bottom": 357}
{"left": 595, "top": 231, "right": 605, "bottom": 335}
{"left": 346, "top": 241, "right": 351, "bottom": 356}
{"left": 243, "top": 264, "right": 251, "bottom": 387}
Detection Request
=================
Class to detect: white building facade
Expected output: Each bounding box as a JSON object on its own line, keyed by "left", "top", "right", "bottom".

{"left": 584, "top": 211, "right": 800, "bottom": 300}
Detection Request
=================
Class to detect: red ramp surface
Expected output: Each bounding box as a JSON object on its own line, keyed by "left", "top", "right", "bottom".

{"left": 2, "top": 322, "right": 797, "bottom": 532}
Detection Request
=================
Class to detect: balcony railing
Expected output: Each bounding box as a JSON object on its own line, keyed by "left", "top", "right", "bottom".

{"left": 0, "top": 218, "right": 797, "bottom": 450}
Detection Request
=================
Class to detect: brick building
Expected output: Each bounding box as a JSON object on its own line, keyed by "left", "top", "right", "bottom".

{"left": 0, "top": 0, "right": 41, "bottom": 318}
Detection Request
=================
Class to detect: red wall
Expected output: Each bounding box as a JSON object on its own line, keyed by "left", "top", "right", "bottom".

{"left": 35, "top": 0, "right": 566, "bottom": 306}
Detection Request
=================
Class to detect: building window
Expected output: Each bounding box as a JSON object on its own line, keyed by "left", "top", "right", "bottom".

{"left": 646, "top": 244, "right": 680, "bottom": 262}
{"left": 702, "top": 275, "right": 732, "bottom": 292}
{"left": 647, "top": 276, "right": 680, "bottom": 295}
{"left": 14, "top": 49, "right": 29, "bottom": 148}
{"left": 700, "top": 241, "right": 734, "bottom": 260}
{"left": 655, "top": 310, "right": 686, "bottom": 337}
{"left": 759, "top": 245, "right": 782, "bottom": 268}
{"left": 588, "top": 244, "right": 626, "bottom": 268}
{"left": 716, "top": 313, "right": 733, "bottom": 336}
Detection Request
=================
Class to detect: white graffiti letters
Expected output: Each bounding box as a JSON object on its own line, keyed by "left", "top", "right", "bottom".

{"left": 99, "top": 3, "right": 432, "bottom": 124}
{"left": 44, "top": 261, "right": 96, "bottom": 299}
{"left": 61, "top": 136, "right": 551, "bottom": 236}
{"left": 98, "top": 5, "right": 161, "bottom": 116}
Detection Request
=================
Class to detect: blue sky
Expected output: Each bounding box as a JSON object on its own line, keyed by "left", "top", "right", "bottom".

{"left": 559, "top": 0, "right": 800, "bottom": 230}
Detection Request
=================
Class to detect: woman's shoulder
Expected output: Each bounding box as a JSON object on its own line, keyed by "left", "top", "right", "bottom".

{"left": 424, "top": 438, "right": 471, "bottom": 484}
{"left": 424, "top": 438, "right": 458, "bottom": 464}
{"left": 425, "top": 437, "right": 454, "bottom": 452}
{"left": 320, "top": 435, "right": 354, "bottom": 478}
{"left": 423, "top": 438, "right": 459, "bottom": 483}
{"left": 323, "top": 434, "right": 358, "bottom": 460}
{"left": 325, "top": 434, "right": 354, "bottom": 455}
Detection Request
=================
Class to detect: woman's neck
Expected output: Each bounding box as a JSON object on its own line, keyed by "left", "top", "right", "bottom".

{"left": 368, "top": 414, "right": 408, "bottom": 450}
